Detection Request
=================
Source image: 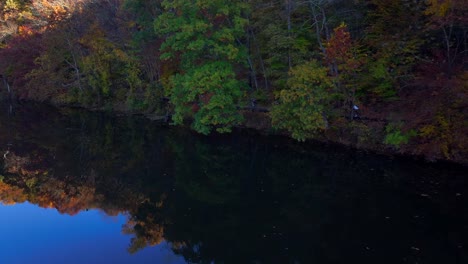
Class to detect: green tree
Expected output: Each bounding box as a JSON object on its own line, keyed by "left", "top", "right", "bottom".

{"left": 271, "top": 60, "right": 333, "bottom": 141}
{"left": 170, "top": 61, "right": 243, "bottom": 134}
{"left": 124, "top": 0, "right": 163, "bottom": 83}
{"left": 155, "top": 0, "right": 249, "bottom": 134}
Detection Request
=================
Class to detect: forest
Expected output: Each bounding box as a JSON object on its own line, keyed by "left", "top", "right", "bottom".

{"left": 0, "top": 0, "right": 467, "bottom": 163}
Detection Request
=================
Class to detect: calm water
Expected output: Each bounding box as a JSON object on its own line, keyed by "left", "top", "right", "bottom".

{"left": 0, "top": 103, "right": 467, "bottom": 264}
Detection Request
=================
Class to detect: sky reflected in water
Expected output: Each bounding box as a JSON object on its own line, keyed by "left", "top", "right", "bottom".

{"left": 0, "top": 202, "right": 185, "bottom": 264}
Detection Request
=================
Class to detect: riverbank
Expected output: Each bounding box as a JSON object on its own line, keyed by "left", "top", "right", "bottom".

{"left": 4, "top": 93, "right": 466, "bottom": 167}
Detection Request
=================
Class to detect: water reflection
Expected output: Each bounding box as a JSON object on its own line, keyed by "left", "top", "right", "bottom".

{"left": 0, "top": 103, "right": 467, "bottom": 263}
{"left": 0, "top": 203, "right": 184, "bottom": 264}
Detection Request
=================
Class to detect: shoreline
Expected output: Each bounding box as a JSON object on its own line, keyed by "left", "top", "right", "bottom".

{"left": 7, "top": 98, "right": 466, "bottom": 167}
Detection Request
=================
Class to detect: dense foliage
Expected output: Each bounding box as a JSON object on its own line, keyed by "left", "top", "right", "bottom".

{"left": 0, "top": 0, "right": 467, "bottom": 161}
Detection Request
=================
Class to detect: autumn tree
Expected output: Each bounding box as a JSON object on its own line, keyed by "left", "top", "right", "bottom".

{"left": 324, "top": 23, "right": 365, "bottom": 118}
{"left": 24, "top": 0, "right": 88, "bottom": 102}
{"left": 0, "top": 26, "right": 42, "bottom": 98}
{"left": 271, "top": 60, "right": 333, "bottom": 141}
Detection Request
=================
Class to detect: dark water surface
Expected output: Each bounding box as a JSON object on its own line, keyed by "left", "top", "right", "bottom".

{"left": 0, "top": 103, "right": 467, "bottom": 264}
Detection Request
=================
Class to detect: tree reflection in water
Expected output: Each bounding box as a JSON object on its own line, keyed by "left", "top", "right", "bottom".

{"left": 1, "top": 103, "right": 467, "bottom": 264}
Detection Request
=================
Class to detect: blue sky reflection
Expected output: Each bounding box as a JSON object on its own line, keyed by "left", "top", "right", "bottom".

{"left": 0, "top": 202, "right": 185, "bottom": 264}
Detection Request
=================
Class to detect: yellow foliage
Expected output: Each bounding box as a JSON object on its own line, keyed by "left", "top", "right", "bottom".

{"left": 425, "top": 0, "right": 452, "bottom": 17}
{"left": 4, "top": 0, "right": 19, "bottom": 11}
{"left": 271, "top": 60, "right": 333, "bottom": 141}
{"left": 419, "top": 124, "right": 436, "bottom": 137}
{"left": 419, "top": 113, "right": 455, "bottom": 159}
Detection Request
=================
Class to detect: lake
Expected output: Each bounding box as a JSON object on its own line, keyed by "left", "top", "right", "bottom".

{"left": 0, "top": 102, "right": 467, "bottom": 264}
